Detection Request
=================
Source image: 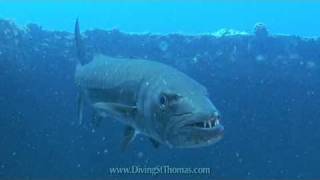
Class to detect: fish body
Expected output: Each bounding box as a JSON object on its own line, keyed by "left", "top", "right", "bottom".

{"left": 74, "top": 19, "right": 224, "bottom": 149}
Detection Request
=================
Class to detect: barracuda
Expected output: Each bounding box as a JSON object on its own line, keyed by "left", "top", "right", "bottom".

{"left": 74, "top": 19, "right": 224, "bottom": 150}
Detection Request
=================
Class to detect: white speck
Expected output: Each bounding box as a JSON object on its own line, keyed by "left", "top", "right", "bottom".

{"left": 192, "top": 56, "right": 198, "bottom": 64}
{"left": 91, "top": 129, "right": 96, "bottom": 133}
{"left": 102, "top": 136, "right": 106, "bottom": 141}
{"left": 238, "top": 158, "right": 243, "bottom": 163}
{"left": 145, "top": 81, "right": 150, "bottom": 86}
{"left": 159, "top": 41, "right": 168, "bottom": 52}
{"left": 77, "top": 164, "right": 81, "bottom": 168}
{"left": 12, "top": 152, "right": 16, "bottom": 156}
{"left": 4, "top": 28, "right": 9, "bottom": 35}
{"left": 103, "top": 149, "right": 108, "bottom": 153}
{"left": 307, "top": 91, "right": 315, "bottom": 96}
{"left": 306, "top": 61, "right": 316, "bottom": 69}
{"left": 232, "top": 46, "right": 238, "bottom": 55}
{"left": 255, "top": 55, "right": 265, "bottom": 62}
{"left": 137, "top": 152, "right": 144, "bottom": 158}
{"left": 235, "top": 152, "right": 243, "bottom": 163}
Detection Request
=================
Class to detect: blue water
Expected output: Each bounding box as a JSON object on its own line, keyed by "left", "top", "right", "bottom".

{"left": 1, "top": 1, "right": 320, "bottom": 36}
{"left": 0, "top": 1, "right": 320, "bottom": 180}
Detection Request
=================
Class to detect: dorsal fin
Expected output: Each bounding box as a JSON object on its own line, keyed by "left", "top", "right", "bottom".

{"left": 74, "top": 18, "right": 86, "bottom": 65}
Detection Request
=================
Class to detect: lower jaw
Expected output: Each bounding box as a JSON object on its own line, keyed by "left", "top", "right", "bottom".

{"left": 168, "top": 133, "right": 223, "bottom": 148}
{"left": 175, "top": 139, "right": 222, "bottom": 148}
{"left": 179, "top": 126, "right": 224, "bottom": 136}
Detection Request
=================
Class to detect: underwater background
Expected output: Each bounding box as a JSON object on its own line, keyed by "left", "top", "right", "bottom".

{"left": 0, "top": 1, "right": 320, "bottom": 179}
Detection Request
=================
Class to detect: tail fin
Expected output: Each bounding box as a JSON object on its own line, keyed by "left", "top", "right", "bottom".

{"left": 75, "top": 18, "right": 85, "bottom": 65}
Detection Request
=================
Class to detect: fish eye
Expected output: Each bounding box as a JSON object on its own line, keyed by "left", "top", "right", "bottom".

{"left": 159, "top": 95, "right": 167, "bottom": 108}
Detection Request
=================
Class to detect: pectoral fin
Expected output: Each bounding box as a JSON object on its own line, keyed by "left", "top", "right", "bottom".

{"left": 121, "top": 126, "right": 136, "bottom": 152}
{"left": 93, "top": 102, "right": 137, "bottom": 119}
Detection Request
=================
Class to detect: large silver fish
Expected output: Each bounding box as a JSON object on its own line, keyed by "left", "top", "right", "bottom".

{"left": 74, "top": 19, "right": 224, "bottom": 150}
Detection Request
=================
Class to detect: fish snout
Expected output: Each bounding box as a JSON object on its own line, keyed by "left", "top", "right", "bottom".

{"left": 179, "top": 110, "right": 221, "bottom": 130}
{"left": 164, "top": 110, "right": 224, "bottom": 148}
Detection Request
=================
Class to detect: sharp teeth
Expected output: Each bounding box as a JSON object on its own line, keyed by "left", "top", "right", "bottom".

{"left": 202, "top": 120, "right": 217, "bottom": 129}
{"left": 215, "top": 119, "right": 219, "bottom": 126}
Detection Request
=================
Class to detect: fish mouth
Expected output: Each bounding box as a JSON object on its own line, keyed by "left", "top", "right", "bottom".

{"left": 172, "top": 112, "right": 222, "bottom": 130}
{"left": 181, "top": 117, "right": 221, "bottom": 130}
{"left": 166, "top": 113, "right": 224, "bottom": 148}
